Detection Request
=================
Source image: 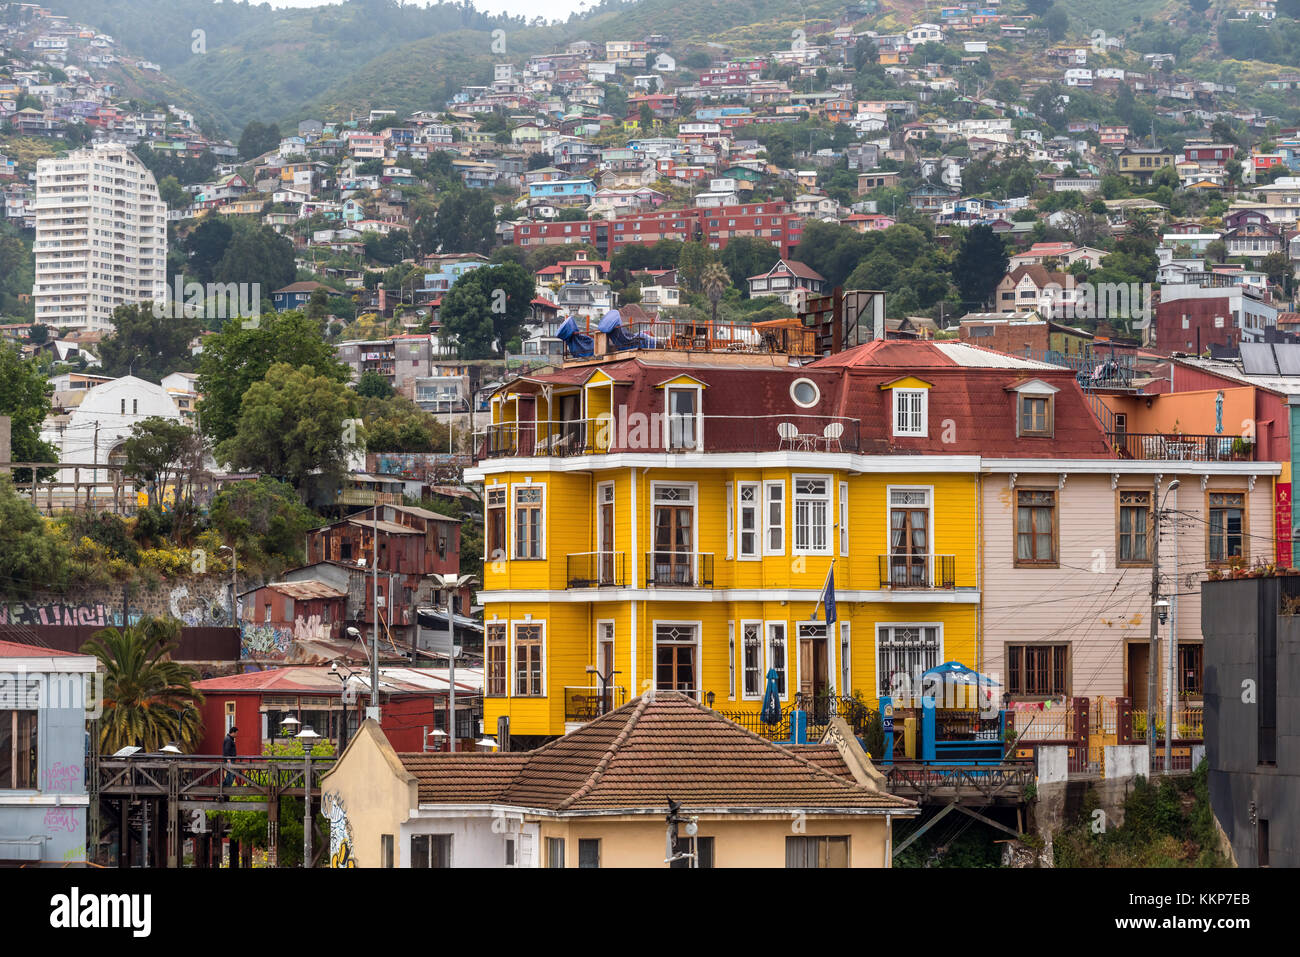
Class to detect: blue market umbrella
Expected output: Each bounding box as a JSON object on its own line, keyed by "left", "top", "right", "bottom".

{"left": 760, "top": 668, "right": 782, "bottom": 725}
{"left": 923, "top": 661, "right": 1001, "bottom": 686}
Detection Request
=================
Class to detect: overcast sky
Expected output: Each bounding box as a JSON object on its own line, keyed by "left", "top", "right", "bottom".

{"left": 259, "top": 0, "right": 593, "bottom": 21}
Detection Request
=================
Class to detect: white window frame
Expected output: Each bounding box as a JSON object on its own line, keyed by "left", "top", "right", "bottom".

{"left": 763, "top": 479, "right": 785, "bottom": 557}
{"left": 793, "top": 473, "right": 834, "bottom": 555}
{"left": 596, "top": 619, "right": 615, "bottom": 683}
{"left": 652, "top": 620, "right": 702, "bottom": 700}
{"left": 885, "top": 485, "right": 935, "bottom": 582}
{"left": 740, "top": 619, "right": 764, "bottom": 700}
{"left": 510, "top": 619, "right": 547, "bottom": 698}
{"left": 766, "top": 620, "right": 789, "bottom": 702}
{"left": 839, "top": 481, "right": 849, "bottom": 555}
{"left": 650, "top": 481, "right": 699, "bottom": 562}
{"left": 725, "top": 481, "right": 734, "bottom": 560}
{"left": 596, "top": 480, "right": 615, "bottom": 567}
{"left": 738, "top": 481, "right": 760, "bottom": 560}
{"left": 790, "top": 377, "right": 821, "bottom": 408}
{"left": 892, "top": 389, "right": 928, "bottom": 437}
{"left": 663, "top": 383, "right": 703, "bottom": 451}
{"left": 839, "top": 621, "right": 852, "bottom": 696}
{"left": 874, "top": 622, "right": 944, "bottom": 700}
{"left": 510, "top": 483, "right": 546, "bottom": 560}
{"left": 796, "top": 621, "right": 835, "bottom": 698}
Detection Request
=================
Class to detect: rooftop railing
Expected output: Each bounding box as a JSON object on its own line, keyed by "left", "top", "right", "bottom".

{"left": 476, "top": 414, "right": 861, "bottom": 458}
{"left": 1108, "top": 431, "right": 1255, "bottom": 461}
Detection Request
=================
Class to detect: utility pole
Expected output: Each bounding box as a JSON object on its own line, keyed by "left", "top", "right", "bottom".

{"left": 447, "top": 585, "right": 456, "bottom": 753}
{"left": 370, "top": 507, "right": 380, "bottom": 723}
{"left": 1148, "top": 479, "right": 1179, "bottom": 772}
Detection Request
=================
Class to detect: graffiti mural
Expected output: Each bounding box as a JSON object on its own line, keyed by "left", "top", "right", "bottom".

{"left": 241, "top": 624, "right": 293, "bottom": 659}
{"left": 169, "top": 584, "right": 232, "bottom": 626}
{"left": 323, "top": 791, "right": 356, "bottom": 868}
{"left": 0, "top": 602, "right": 112, "bottom": 627}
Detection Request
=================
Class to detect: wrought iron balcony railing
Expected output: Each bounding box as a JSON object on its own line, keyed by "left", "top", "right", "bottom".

{"left": 644, "top": 551, "right": 714, "bottom": 588}
{"left": 1108, "top": 431, "right": 1254, "bottom": 461}
{"left": 566, "top": 551, "right": 625, "bottom": 588}
{"left": 877, "top": 554, "right": 957, "bottom": 589}
{"left": 563, "top": 685, "right": 627, "bottom": 723}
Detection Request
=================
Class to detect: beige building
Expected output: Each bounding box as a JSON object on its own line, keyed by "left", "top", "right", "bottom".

{"left": 319, "top": 692, "right": 915, "bottom": 868}
{"left": 33, "top": 143, "right": 168, "bottom": 332}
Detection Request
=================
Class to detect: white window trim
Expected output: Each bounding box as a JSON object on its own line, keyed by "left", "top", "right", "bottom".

{"left": 763, "top": 479, "right": 785, "bottom": 557}
{"left": 725, "top": 481, "right": 734, "bottom": 560}
{"left": 510, "top": 482, "right": 546, "bottom": 561}
{"left": 892, "top": 388, "right": 928, "bottom": 437}
{"left": 650, "top": 480, "right": 699, "bottom": 558}
{"left": 510, "top": 619, "right": 547, "bottom": 699}
{"left": 766, "top": 620, "right": 790, "bottom": 703}
{"left": 792, "top": 472, "right": 834, "bottom": 556}
{"left": 795, "top": 620, "right": 835, "bottom": 699}
{"left": 885, "top": 484, "right": 935, "bottom": 572}
{"left": 839, "top": 481, "right": 849, "bottom": 556}
{"left": 874, "top": 621, "right": 944, "bottom": 701}
{"left": 839, "top": 621, "right": 852, "bottom": 697}
{"left": 663, "top": 383, "right": 703, "bottom": 451}
{"left": 652, "top": 619, "right": 703, "bottom": 700}
{"left": 596, "top": 618, "right": 615, "bottom": 680}
{"left": 596, "top": 480, "right": 615, "bottom": 560}
{"left": 790, "top": 376, "right": 821, "bottom": 408}
{"left": 738, "top": 481, "right": 761, "bottom": 560}
{"left": 740, "top": 619, "right": 764, "bottom": 701}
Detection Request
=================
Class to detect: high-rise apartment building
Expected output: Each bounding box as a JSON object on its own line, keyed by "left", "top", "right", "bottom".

{"left": 33, "top": 143, "right": 168, "bottom": 332}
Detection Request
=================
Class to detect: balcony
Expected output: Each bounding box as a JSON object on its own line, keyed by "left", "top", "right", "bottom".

{"left": 476, "top": 414, "right": 861, "bottom": 459}
{"left": 877, "top": 554, "right": 957, "bottom": 589}
{"left": 1108, "top": 431, "right": 1254, "bottom": 462}
{"left": 564, "top": 684, "right": 627, "bottom": 723}
{"left": 645, "top": 551, "right": 714, "bottom": 588}
{"left": 566, "top": 551, "right": 626, "bottom": 588}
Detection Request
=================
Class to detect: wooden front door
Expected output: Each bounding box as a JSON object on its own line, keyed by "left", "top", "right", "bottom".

{"left": 799, "top": 631, "right": 830, "bottom": 722}
{"left": 653, "top": 505, "right": 693, "bottom": 585}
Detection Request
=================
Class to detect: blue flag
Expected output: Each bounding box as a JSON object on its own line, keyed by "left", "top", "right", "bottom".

{"left": 822, "top": 567, "right": 836, "bottom": 626}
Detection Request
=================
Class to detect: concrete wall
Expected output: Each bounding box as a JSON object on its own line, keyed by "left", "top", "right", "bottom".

{"left": 0, "top": 578, "right": 233, "bottom": 630}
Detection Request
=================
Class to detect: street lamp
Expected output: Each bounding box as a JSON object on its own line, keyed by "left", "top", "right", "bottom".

{"left": 427, "top": 728, "right": 447, "bottom": 753}
{"left": 1148, "top": 478, "right": 1179, "bottom": 773}
{"left": 476, "top": 735, "right": 498, "bottom": 752}
{"left": 296, "top": 726, "right": 321, "bottom": 869}
{"left": 432, "top": 573, "right": 477, "bottom": 753}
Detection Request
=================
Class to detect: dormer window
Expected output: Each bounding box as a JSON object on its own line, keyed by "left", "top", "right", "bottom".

{"left": 893, "top": 390, "right": 927, "bottom": 437}
{"left": 1009, "top": 379, "right": 1059, "bottom": 438}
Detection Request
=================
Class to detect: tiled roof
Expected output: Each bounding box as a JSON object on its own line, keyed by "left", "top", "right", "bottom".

{"left": 399, "top": 692, "right": 913, "bottom": 812}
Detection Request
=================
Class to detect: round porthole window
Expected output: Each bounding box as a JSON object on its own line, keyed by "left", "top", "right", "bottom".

{"left": 791, "top": 378, "right": 820, "bottom": 408}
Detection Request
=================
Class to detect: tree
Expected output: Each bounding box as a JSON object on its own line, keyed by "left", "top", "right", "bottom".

{"left": 719, "top": 236, "right": 782, "bottom": 293}
{"left": 98, "top": 304, "right": 201, "bottom": 381}
{"left": 157, "top": 174, "right": 189, "bottom": 210}
{"left": 677, "top": 241, "right": 719, "bottom": 293}
{"left": 121, "top": 417, "right": 202, "bottom": 510}
{"left": 1263, "top": 251, "right": 1291, "bottom": 294}
{"left": 1205, "top": 239, "right": 1227, "bottom": 265}
{"left": 212, "top": 223, "right": 296, "bottom": 301}
{"left": 82, "top": 618, "right": 204, "bottom": 753}
{"left": 209, "top": 476, "right": 317, "bottom": 572}
{"left": 305, "top": 287, "right": 331, "bottom": 322}
{"left": 361, "top": 395, "right": 448, "bottom": 452}
{"left": 953, "top": 225, "right": 1009, "bottom": 309}
{"left": 700, "top": 261, "right": 731, "bottom": 323}
{"left": 238, "top": 120, "right": 281, "bottom": 160}
{"left": 197, "top": 310, "right": 351, "bottom": 445}
{"left": 356, "top": 370, "right": 394, "bottom": 398}
{"left": 0, "top": 475, "right": 68, "bottom": 596}
{"left": 437, "top": 262, "right": 535, "bottom": 358}
{"left": 27, "top": 324, "right": 48, "bottom": 345}
{"left": 215, "top": 363, "right": 359, "bottom": 491}
{"left": 0, "top": 343, "right": 58, "bottom": 467}
{"left": 427, "top": 187, "right": 496, "bottom": 255}
{"left": 182, "top": 217, "right": 234, "bottom": 285}
{"left": 1043, "top": 5, "right": 1069, "bottom": 41}
{"left": 639, "top": 102, "right": 654, "bottom": 129}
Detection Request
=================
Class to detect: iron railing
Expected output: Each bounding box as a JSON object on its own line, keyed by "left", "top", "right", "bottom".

{"left": 1108, "top": 431, "right": 1254, "bottom": 461}
{"left": 475, "top": 414, "right": 862, "bottom": 459}
{"left": 563, "top": 685, "right": 627, "bottom": 722}
{"left": 645, "top": 551, "right": 714, "bottom": 588}
{"left": 566, "top": 551, "right": 625, "bottom": 588}
{"left": 571, "top": 315, "right": 819, "bottom": 357}
{"left": 877, "top": 554, "right": 957, "bottom": 589}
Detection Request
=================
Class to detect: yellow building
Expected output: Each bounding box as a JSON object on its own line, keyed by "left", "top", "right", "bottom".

{"left": 464, "top": 340, "right": 1059, "bottom": 742}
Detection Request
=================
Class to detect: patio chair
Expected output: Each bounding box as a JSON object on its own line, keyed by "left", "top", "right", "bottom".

{"left": 777, "top": 421, "right": 799, "bottom": 450}
{"left": 822, "top": 421, "right": 844, "bottom": 452}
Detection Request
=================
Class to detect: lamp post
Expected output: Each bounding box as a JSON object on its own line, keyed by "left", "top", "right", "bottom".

{"left": 433, "top": 573, "right": 477, "bottom": 752}
{"left": 295, "top": 726, "right": 320, "bottom": 869}
{"left": 427, "top": 728, "right": 447, "bottom": 753}
{"left": 1148, "top": 479, "right": 1179, "bottom": 772}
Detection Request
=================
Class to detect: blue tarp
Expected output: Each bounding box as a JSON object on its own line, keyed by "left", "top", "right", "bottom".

{"left": 556, "top": 315, "right": 593, "bottom": 357}
{"left": 598, "top": 308, "right": 657, "bottom": 351}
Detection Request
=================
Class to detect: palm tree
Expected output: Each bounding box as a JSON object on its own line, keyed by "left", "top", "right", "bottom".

{"left": 700, "top": 261, "right": 731, "bottom": 325}
{"left": 83, "top": 617, "right": 205, "bottom": 754}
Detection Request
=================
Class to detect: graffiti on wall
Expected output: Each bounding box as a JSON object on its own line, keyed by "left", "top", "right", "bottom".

{"left": 169, "top": 584, "right": 231, "bottom": 626}
{"left": 241, "top": 625, "right": 292, "bottom": 659}
{"left": 43, "top": 761, "right": 82, "bottom": 792}
{"left": 323, "top": 791, "right": 356, "bottom": 868}
{"left": 44, "top": 807, "right": 81, "bottom": 834}
{"left": 0, "top": 602, "right": 114, "bottom": 627}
